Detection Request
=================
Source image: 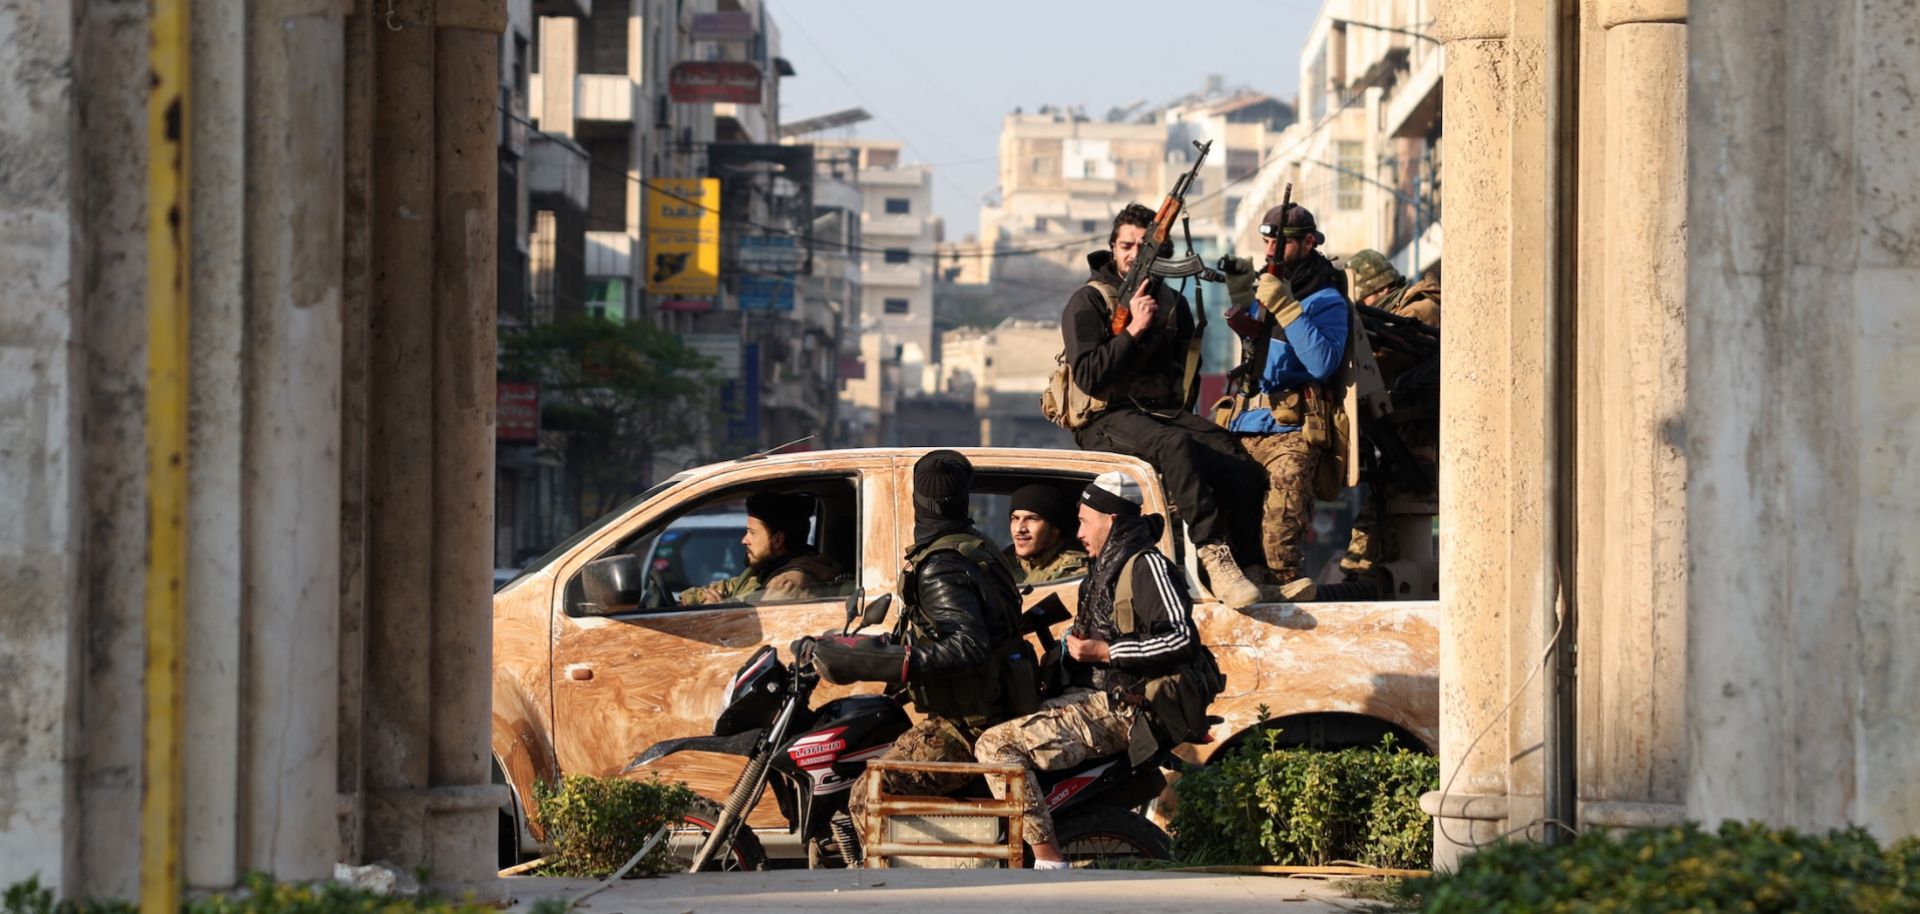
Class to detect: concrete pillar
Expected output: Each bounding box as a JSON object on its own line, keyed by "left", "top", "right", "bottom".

{"left": 1426, "top": 0, "right": 1552, "bottom": 866}
{"left": 428, "top": 0, "right": 506, "bottom": 888}
{"left": 1570, "top": 5, "right": 1690, "bottom": 826}
{"left": 362, "top": 0, "right": 440, "bottom": 869}
{"left": 240, "top": 0, "right": 346, "bottom": 881}
{"left": 1687, "top": 0, "right": 1920, "bottom": 839}
{"left": 0, "top": 0, "right": 86, "bottom": 895}
{"left": 352, "top": 0, "right": 506, "bottom": 891}
{"left": 183, "top": 0, "right": 247, "bottom": 890}
{"left": 75, "top": 0, "right": 156, "bottom": 896}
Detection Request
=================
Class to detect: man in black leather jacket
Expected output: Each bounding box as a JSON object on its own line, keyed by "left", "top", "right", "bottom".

{"left": 809, "top": 450, "right": 1033, "bottom": 857}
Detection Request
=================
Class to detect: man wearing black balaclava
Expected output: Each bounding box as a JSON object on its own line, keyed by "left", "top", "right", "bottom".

{"left": 808, "top": 450, "right": 1034, "bottom": 862}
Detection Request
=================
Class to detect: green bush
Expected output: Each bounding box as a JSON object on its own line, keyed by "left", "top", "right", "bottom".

{"left": 1171, "top": 730, "right": 1437, "bottom": 869}
{"left": 1414, "top": 821, "right": 1920, "bottom": 913}
{"left": 3, "top": 874, "right": 496, "bottom": 914}
{"left": 532, "top": 774, "right": 696, "bottom": 877}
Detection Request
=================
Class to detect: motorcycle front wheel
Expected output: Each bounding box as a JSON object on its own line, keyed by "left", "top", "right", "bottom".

{"left": 1049, "top": 806, "right": 1172, "bottom": 868}
{"left": 664, "top": 796, "right": 769, "bottom": 872}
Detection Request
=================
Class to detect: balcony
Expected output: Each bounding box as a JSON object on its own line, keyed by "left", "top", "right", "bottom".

{"left": 862, "top": 263, "right": 925, "bottom": 288}
{"left": 526, "top": 136, "right": 590, "bottom": 210}
{"left": 861, "top": 213, "right": 923, "bottom": 238}
{"left": 585, "top": 231, "right": 632, "bottom": 277}
{"left": 576, "top": 74, "right": 633, "bottom": 123}
{"left": 858, "top": 167, "right": 929, "bottom": 188}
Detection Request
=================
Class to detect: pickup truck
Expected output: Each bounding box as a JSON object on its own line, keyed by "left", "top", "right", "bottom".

{"left": 491, "top": 447, "right": 1439, "bottom": 860}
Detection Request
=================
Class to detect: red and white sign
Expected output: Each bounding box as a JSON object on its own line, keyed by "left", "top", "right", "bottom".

{"left": 498, "top": 382, "right": 539, "bottom": 442}
{"left": 669, "top": 61, "right": 763, "bottom": 105}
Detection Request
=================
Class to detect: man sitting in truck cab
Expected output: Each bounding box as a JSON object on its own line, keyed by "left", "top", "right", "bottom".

{"left": 677, "top": 493, "right": 845, "bottom": 605}
{"left": 1005, "top": 483, "right": 1088, "bottom": 585}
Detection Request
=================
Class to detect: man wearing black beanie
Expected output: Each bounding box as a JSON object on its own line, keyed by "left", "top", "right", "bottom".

{"left": 1005, "top": 483, "right": 1088, "bottom": 584}
{"left": 810, "top": 451, "right": 1036, "bottom": 857}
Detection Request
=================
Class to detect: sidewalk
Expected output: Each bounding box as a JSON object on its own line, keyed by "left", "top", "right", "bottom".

{"left": 501, "top": 869, "right": 1368, "bottom": 913}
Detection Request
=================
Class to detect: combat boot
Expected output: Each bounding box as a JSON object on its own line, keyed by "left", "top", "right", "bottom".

{"left": 1241, "top": 563, "right": 1286, "bottom": 604}
{"left": 1198, "top": 543, "right": 1262, "bottom": 609}
{"left": 1278, "top": 575, "right": 1317, "bottom": 602}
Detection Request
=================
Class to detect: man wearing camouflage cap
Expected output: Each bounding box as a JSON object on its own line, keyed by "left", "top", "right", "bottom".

{"left": 1218, "top": 202, "right": 1353, "bottom": 601}
{"left": 1341, "top": 250, "right": 1441, "bottom": 583}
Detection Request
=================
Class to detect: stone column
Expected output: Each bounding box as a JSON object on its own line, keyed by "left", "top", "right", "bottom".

{"left": 1425, "top": 0, "right": 1553, "bottom": 867}
{"left": 1571, "top": 0, "right": 1689, "bottom": 828}
{"left": 240, "top": 0, "right": 347, "bottom": 881}
{"left": 0, "top": 0, "right": 87, "bottom": 895}
{"left": 1686, "top": 0, "right": 1920, "bottom": 838}
{"left": 183, "top": 0, "right": 248, "bottom": 890}
{"left": 428, "top": 0, "right": 506, "bottom": 888}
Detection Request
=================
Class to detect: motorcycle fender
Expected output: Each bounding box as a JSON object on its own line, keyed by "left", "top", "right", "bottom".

{"left": 624, "top": 728, "right": 765, "bottom": 772}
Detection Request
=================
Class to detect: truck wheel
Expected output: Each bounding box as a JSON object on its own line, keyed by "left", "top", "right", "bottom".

{"left": 665, "top": 797, "right": 769, "bottom": 872}
{"left": 1050, "top": 806, "right": 1172, "bottom": 868}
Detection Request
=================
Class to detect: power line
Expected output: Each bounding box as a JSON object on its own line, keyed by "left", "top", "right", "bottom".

{"left": 502, "top": 106, "right": 1102, "bottom": 260}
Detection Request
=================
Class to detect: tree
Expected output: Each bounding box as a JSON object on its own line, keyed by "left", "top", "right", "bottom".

{"left": 499, "top": 315, "right": 716, "bottom": 523}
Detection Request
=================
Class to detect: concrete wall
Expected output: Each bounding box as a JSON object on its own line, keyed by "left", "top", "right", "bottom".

{"left": 0, "top": 0, "right": 506, "bottom": 897}
{"left": 1686, "top": 0, "right": 1920, "bottom": 839}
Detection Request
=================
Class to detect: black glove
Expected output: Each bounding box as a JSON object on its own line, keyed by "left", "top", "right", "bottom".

{"left": 788, "top": 635, "right": 817, "bottom": 664}
{"left": 812, "top": 633, "right": 910, "bottom": 686}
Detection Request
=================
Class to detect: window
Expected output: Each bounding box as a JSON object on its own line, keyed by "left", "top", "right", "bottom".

{"left": 883, "top": 298, "right": 910, "bottom": 315}
{"left": 1033, "top": 215, "right": 1049, "bottom": 232}
{"left": 1082, "top": 220, "right": 1098, "bottom": 233}
{"left": 567, "top": 478, "right": 860, "bottom": 614}
{"left": 1337, "top": 140, "right": 1364, "bottom": 210}
{"left": 884, "top": 197, "right": 911, "bottom": 215}
{"left": 1083, "top": 160, "right": 1097, "bottom": 178}
{"left": 1031, "top": 156, "right": 1050, "bottom": 175}
{"left": 883, "top": 248, "right": 911, "bottom": 264}
{"left": 967, "top": 470, "right": 1099, "bottom": 587}
{"left": 1127, "top": 161, "right": 1145, "bottom": 178}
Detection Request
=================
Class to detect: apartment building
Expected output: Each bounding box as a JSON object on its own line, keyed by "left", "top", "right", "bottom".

{"left": 979, "top": 108, "right": 1169, "bottom": 284}
{"left": 1233, "top": 0, "right": 1443, "bottom": 276}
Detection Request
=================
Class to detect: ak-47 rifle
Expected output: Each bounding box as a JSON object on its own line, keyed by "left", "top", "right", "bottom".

{"left": 1224, "top": 182, "right": 1293, "bottom": 397}
{"left": 1108, "top": 139, "right": 1214, "bottom": 337}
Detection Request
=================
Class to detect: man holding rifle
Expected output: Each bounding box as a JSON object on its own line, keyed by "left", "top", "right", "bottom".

{"left": 1059, "top": 203, "right": 1270, "bottom": 608}
{"left": 1219, "top": 203, "right": 1352, "bottom": 601}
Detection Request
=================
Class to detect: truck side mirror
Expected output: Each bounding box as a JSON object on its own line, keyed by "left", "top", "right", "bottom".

{"left": 580, "top": 554, "right": 644, "bottom": 614}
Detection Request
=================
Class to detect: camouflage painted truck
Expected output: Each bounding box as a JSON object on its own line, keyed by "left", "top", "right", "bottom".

{"left": 490, "top": 447, "right": 1439, "bottom": 864}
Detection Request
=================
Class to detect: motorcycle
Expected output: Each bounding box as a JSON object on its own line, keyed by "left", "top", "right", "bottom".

{"left": 628, "top": 592, "right": 1186, "bottom": 871}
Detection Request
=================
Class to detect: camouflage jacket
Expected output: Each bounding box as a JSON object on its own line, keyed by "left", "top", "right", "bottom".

{"left": 1379, "top": 276, "right": 1441, "bottom": 328}
{"left": 678, "top": 549, "right": 844, "bottom": 606}
{"left": 1004, "top": 542, "right": 1090, "bottom": 585}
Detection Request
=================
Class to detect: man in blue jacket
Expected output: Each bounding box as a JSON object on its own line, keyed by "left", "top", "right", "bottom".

{"left": 1222, "top": 203, "right": 1350, "bottom": 602}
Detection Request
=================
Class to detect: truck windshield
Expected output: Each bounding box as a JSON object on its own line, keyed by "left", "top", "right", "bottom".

{"left": 500, "top": 474, "right": 691, "bottom": 590}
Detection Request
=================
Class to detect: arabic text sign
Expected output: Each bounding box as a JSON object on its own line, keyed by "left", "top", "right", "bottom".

{"left": 669, "top": 61, "right": 763, "bottom": 105}
{"left": 646, "top": 178, "right": 720, "bottom": 295}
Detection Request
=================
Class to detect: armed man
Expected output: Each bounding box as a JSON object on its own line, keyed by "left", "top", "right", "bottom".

{"left": 974, "top": 471, "right": 1220, "bottom": 868}
{"left": 1340, "top": 249, "right": 1441, "bottom": 585}
{"left": 1056, "top": 203, "right": 1271, "bottom": 608}
{"left": 805, "top": 451, "right": 1036, "bottom": 862}
{"left": 1004, "top": 483, "right": 1089, "bottom": 585}
{"left": 678, "top": 493, "right": 844, "bottom": 605}
{"left": 1218, "top": 203, "right": 1352, "bottom": 602}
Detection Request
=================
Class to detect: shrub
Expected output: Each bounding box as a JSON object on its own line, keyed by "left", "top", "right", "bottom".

{"left": 1171, "top": 730, "right": 1437, "bottom": 869}
{"left": 3, "top": 874, "right": 496, "bottom": 914}
{"left": 532, "top": 774, "right": 696, "bottom": 877}
{"left": 1413, "top": 821, "right": 1920, "bottom": 914}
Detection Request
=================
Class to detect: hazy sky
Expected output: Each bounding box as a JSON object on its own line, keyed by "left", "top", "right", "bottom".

{"left": 771, "top": 0, "right": 1324, "bottom": 239}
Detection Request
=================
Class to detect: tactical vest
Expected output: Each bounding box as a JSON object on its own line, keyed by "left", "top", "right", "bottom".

{"left": 1112, "top": 552, "right": 1227, "bottom": 745}
{"left": 895, "top": 531, "right": 1039, "bottom": 729}
{"left": 1081, "top": 280, "right": 1183, "bottom": 408}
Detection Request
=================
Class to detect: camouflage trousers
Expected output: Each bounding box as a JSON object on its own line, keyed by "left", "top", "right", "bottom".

{"left": 847, "top": 716, "right": 976, "bottom": 836}
{"left": 972, "top": 689, "right": 1134, "bottom": 847}
{"left": 1240, "top": 431, "right": 1324, "bottom": 579}
{"left": 1341, "top": 489, "right": 1399, "bottom": 578}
